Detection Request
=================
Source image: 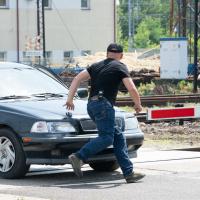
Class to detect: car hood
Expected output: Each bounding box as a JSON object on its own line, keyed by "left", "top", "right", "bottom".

{"left": 0, "top": 98, "right": 89, "bottom": 120}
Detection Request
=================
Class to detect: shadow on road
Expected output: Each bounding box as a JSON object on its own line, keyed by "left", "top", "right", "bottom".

{"left": 0, "top": 165, "right": 127, "bottom": 189}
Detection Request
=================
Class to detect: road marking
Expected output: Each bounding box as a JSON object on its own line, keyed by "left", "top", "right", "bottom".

{"left": 0, "top": 184, "right": 22, "bottom": 190}
{"left": 53, "top": 179, "right": 125, "bottom": 188}
{"left": 0, "top": 194, "right": 49, "bottom": 200}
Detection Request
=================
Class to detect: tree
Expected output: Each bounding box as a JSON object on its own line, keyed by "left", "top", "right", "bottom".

{"left": 134, "top": 17, "right": 164, "bottom": 48}
{"left": 117, "top": 0, "right": 170, "bottom": 49}
{"left": 117, "top": 0, "right": 129, "bottom": 41}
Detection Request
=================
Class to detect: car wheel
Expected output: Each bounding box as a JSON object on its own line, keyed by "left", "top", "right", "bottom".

{"left": 0, "top": 128, "right": 28, "bottom": 179}
{"left": 89, "top": 160, "right": 119, "bottom": 172}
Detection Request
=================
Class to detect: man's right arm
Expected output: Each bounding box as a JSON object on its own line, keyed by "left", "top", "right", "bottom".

{"left": 122, "top": 77, "right": 142, "bottom": 113}
{"left": 64, "top": 69, "right": 90, "bottom": 110}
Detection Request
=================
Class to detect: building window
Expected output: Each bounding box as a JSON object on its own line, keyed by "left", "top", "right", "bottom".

{"left": 81, "top": 0, "right": 90, "bottom": 9}
{"left": 45, "top": 51, "right": 52, "bottom": 63}
{"left": 81, "top": 50, "right": 91, "bottom": 56}
{"left": 22, "top": 51, "right": 30, "bottom": 64}
{"left": 0, "top": 0, "right": 9, "bottom": 8}
{"left": 23, "top": 51, "right": 26, "bottom": 59}
{"left": 43, "top": 0, "right": 52, "bottom": 9}
{"left": 0, "top": 52, "right": 7, "bottom": 61}
{"left": 64, "top": 51, "right": 74, "bottom": 63}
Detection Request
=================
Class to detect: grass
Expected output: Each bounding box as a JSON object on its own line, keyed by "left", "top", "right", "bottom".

{"left": 118, "top": 106, "right": 134, "bottom": 112}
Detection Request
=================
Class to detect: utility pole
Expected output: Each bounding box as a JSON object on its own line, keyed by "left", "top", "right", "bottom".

{"left": 182, "top": 0, "right": 187, "bottom": 37}
{"left": 128, "top": 0, "right": 133, "bottom": 51}
{"left": 170, "top": 0, "right": 174, "bottom": 35}
{"left": 16, "top": 0, "right": 20, "bottom": 63}
{"left": 114, "top": 0, "right": 116, "bottom": 42}
{"left": 177, "top": 0, "right": 181, "bottom": 37}
{"left": 176, "top": 0, "right": 187, "bottom": 37}
{"left": 36, "top": 0, "right": 46, "bottom": 66}
{"left": 193, "top": 0, "right": 199, "bottom": 93}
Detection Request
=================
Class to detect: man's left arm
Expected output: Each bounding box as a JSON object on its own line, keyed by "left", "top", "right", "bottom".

{"left": 64, "top": 70, "right": 90, "bottom": 110}
{"left": 122, "top": 77, "right": 142, "bottom": 113}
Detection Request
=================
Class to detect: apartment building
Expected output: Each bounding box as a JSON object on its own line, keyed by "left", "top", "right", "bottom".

{"left": 0, "top": 0, "right": 116, "bottom": 65}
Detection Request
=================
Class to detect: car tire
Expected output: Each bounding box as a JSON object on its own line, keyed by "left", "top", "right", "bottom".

{"left": 0, "top": 128, "right": 28, "bottom": 179}
{"left": 89, "top": 160, "right": 119, "bottom": 172}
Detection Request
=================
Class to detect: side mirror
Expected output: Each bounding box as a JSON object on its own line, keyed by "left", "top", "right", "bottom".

{"left": 77, "top": 88, "right": 88, "bottom": 98}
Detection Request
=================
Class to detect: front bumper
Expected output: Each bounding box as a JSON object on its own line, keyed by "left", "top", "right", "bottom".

{"left": 20, "top": 130, "right": 144, "bottom": 165}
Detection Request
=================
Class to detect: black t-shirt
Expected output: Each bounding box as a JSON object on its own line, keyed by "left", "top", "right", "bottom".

{"left": 87, "top": 58, "right": 130, "bottom": 105}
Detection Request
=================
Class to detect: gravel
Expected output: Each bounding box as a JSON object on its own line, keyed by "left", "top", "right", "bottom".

{"left": 139, "top": 120, "right": 200, "bottom": 149}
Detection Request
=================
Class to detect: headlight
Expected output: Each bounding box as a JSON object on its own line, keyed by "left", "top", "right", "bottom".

{"left": 115, "top": 117, "right": 124, "bottom": 130}
{"left": 47, "top": 122, "right": 76, "bottom": 133}
{"left": 125, "top": 117, "right": 139, "bottom": 130}
{"left": 31, "top": 121, "right": 76, "bottom": 133}
{"left": 31, "top": 121, "right": 48, "bottom": 133}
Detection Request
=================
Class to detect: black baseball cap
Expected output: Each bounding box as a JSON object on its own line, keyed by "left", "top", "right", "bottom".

{"left": 107, "top": 43, "right": 123, "bottom": 53}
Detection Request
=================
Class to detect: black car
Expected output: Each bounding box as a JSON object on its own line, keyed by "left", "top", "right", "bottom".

{"left": 0, "top": 62, "right": 144, "bottom": 179}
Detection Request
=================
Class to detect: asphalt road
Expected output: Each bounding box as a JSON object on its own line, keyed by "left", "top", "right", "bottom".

{"left": 0, "top": 148, "right": 200, "bottom": 200}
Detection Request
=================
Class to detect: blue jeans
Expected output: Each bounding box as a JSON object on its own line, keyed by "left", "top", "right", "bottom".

{"left": 76, "top": 98, "right": 133, "bottom": 177}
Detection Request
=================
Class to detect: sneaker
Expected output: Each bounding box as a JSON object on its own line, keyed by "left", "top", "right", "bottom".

{"left": 125, "top": 172, "right": 145, "bottom": 183}
{"left": 68, "top": 153, "right": 83, "bottom": 177}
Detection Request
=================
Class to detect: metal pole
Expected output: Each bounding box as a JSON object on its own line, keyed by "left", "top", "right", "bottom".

{"left": 42, "top": 0, "right": 46, "bottom": 65}
{"left": 37, "top": 0, "right": 41, "bottom": 64}
{"left": 37, "top": 0, "right": 40, "bottom": 37}
{"left": 170, "top": 0, "right": 174, "bottom": 36}
{"left": 193, "top": 0, "right": 198, "bottom": 93}
{"left": 189, "top": 0, "right": 192, "bottom": 63}
{"left": 177, "top": 0, "right": 181, "bottom": 37}
{"left": 16, "top": 0, "right": 20, "bottom": 63}
{"left": 132, "top": 1, "right": 135, "bottom": 49}
{"left": 128, "top": 0, "right": 132, "bottom": 51}
{"left": 182, "top": 0, "right": 187, "bottom": 37}
{"left": 113, "top": 0, "right": 116, "bottom": 42}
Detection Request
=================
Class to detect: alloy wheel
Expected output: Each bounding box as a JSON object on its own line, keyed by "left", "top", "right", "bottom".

{"left": 0, "top": 137, "right": 15, "bottom": 172}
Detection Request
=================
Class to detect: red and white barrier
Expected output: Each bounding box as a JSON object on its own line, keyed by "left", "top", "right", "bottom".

{"left": 147, "top": 106, "right": 200, "bottom": 120}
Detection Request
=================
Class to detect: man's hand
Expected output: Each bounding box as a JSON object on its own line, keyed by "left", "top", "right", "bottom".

{"left": 122, "top": 77, "right": 142, "bottom": 114}
{"left": 134, "top": 104, "right": 142, "bottom": 114}
{"left": 64, "top": 101, "right": 75, "bottom": 110}
{"left": 63, "top": 70, "right": 90, "bottom": 111}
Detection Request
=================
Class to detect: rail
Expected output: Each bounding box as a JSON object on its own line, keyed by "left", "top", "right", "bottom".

{"left": 116, "top": 93, "right": 200, "bottom": 107}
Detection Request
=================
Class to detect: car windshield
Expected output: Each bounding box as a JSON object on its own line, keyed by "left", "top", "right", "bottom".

{"left": 0, "top": 66, "right": 68, "bottom": 98}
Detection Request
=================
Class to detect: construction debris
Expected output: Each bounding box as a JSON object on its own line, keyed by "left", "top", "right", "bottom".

{"left": 74, "top": 52, "right": 160, "bottom": 72}
{"left": 57, "top": 51, "right": 160, "bottom": 88}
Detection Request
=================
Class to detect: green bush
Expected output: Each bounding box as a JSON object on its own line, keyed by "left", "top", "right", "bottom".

{"left": 137, "top": 80, "right": 193, "bottom": 96}
{"left": 137, "top": 82, "right": 156, "bottom": 95}
{"left": 177, "top": 80, "right": 193, "bottom": 93}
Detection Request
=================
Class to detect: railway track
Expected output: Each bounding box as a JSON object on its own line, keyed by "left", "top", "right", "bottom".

{"left": 116, "top": 93, "right": 200, "bottom": 123}
{"left": 116, "top": 93, "right": 200, "bottom": 107}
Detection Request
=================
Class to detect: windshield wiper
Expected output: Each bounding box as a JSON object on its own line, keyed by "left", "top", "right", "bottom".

{"left": 32, "top": 93, "right": 64, "bottom": 98}
{"left": 0, "top": 95, "right": 31, "bottom": 100}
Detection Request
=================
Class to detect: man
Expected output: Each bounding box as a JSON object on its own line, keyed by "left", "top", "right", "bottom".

{"left": 64, "top": 43, "right": 145, "bottom": 183}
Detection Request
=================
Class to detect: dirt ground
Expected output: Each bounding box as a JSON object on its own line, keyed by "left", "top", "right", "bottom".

{"left": 140, "top": 120, "right": 200, "bottom": 150}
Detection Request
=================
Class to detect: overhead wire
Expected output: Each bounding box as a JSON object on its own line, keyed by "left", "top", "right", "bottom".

{"left": 51, "top": 0, "right": 80, "bottom": 51}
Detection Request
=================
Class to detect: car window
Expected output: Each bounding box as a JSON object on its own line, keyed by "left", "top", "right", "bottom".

{"left": 0, "top": 67, "right": 69, "bottom": 97}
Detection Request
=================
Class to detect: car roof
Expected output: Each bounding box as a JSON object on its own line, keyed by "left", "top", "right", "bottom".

{"left": 0, "top": 62, "right": 33, "bottom": 69}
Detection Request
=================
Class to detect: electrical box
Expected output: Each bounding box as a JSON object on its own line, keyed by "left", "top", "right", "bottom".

{"left": 160, "top": 37, "right": 188, "bottom": 79}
